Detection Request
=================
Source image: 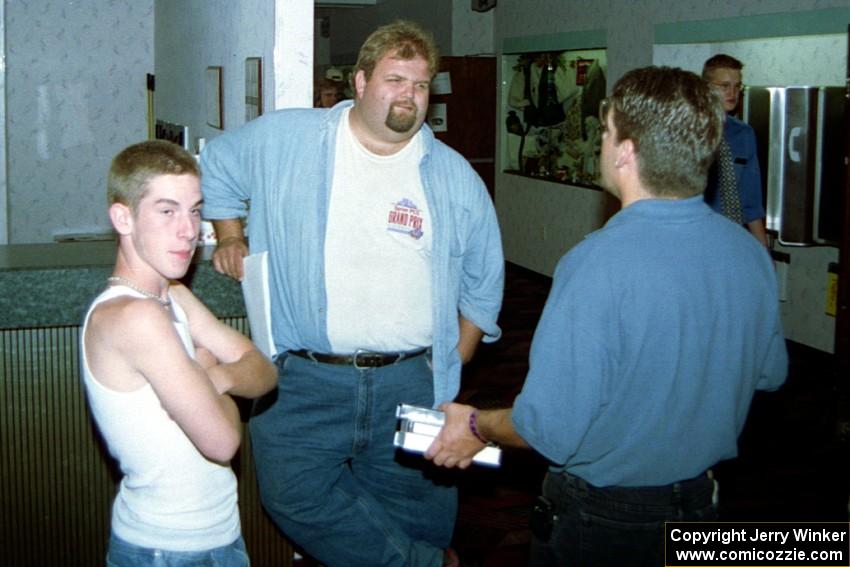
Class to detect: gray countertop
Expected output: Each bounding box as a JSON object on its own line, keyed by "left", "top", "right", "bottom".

{"left": 0, "top": 242, "right": 245, "bottom": 329}
{"left": 0, "top": 241, "right": 119, "bottom": 271}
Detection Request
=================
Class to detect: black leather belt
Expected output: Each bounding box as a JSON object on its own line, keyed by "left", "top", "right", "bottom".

{"left": 289, "top": 347, "right": 428, "bottom": 369}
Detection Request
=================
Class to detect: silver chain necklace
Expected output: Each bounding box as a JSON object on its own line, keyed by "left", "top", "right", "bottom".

{"left": 107, "top": 276, "right": 171, "bottom": 308}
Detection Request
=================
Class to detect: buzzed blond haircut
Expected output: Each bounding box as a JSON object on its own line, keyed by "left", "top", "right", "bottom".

{"left": 107, "top": 140, "right": 200, "bottom": 213}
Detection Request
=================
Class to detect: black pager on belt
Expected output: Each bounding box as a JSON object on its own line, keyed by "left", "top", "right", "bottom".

{"left": 530, "top": 495, "right": 557, "bottom": 542}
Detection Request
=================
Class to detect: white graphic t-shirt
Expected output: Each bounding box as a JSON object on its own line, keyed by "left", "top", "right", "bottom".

{"left": 324, "top": 107, "right": 433, "bottom": 353}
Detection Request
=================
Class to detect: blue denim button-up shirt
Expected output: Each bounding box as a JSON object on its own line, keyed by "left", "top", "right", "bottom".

{"left": 201, "top": 101, "right": 504, "bottom": 404}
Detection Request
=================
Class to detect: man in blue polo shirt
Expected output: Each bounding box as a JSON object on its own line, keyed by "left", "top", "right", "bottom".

{"left": 702, "top": 53, "right": 768, "bottom": 246}
{"left": 426, "top": 66, "right": 787, "bottom": 567}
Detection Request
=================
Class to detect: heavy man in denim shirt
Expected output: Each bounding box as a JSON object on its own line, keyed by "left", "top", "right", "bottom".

{"left": 200, "top": 21, "right": 503, "bottom": 567}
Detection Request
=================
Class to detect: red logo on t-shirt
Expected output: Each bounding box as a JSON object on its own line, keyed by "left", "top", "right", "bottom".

{"left": 387, "top": 198, "right": 424, "bottom": 239}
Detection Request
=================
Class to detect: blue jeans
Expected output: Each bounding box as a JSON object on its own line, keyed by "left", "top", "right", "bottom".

{"left": 250, "top": 353, "right": 455, "bottom": 567}
{"left": 106, "top": 534, "right": 249, "bottom": 566}
{"left": 530, "top": 470, "right": 717, "bottom": 567}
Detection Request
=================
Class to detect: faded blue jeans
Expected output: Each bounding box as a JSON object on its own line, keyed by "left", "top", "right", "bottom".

{"left": 530, "top": 470, "right": 717, "bottom": 567}
{"left": 106, "top": 533, "right": 249, "bottom": 566}
{"left": 250, "top": 352, "right": 455, "bottom": 567}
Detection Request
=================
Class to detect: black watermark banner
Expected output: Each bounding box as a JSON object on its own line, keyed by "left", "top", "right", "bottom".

{"left": 665, "top": 522, "right": 849, "bottom": 566}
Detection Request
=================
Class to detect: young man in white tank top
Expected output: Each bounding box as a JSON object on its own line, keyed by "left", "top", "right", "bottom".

{"left": 81, "top": 140, "right": 276, "bottom": 566}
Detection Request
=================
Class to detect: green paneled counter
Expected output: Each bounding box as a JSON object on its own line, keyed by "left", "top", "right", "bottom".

{"left": 0, "top": 241, "right": 246, "bottom": 329}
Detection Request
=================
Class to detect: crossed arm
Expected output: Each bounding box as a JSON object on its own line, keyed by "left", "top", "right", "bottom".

{"left": 86, "top": 285, "right": 276, "bottom": 464}
{"left": 170, "top": 284, "right": 277, "bottom": 398}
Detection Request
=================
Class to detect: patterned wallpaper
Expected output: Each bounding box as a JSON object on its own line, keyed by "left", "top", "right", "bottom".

{"left": 451, "top": 1, "right": 494, "bottom": 56}
{"left": 154, "top": 0, "right": 275, "bottom": 143}
{"left": 5, "top": 0, "right": 154, "bottom": 243}
{"left": 0, "top": 2, "right": 6, "bottom": 244}
{"left": 494, "top": 0, "right": 849, "bottom": 352}
{"left": 653, "top": 35, "right": 846, "bottom": 86}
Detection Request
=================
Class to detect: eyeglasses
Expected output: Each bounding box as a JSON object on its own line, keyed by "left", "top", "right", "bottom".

{"left": 710, "top": 81, "right": 744, "bottom": 93}
{"left": 598, "top": 98, "right": 610, "bottom": 132}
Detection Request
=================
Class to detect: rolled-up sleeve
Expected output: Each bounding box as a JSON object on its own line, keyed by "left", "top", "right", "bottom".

{"left": 200, "top": 129, "right": 253, "bottom": 221}
{"left": 458, "top": 177, "right": 504, "bottom": 343}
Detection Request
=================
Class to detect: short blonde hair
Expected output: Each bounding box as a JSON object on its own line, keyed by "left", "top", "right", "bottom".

{"left": 354, "top": 20, "right": 440, "bottom": 82}
{"left": 107, "top": 140, "right": 199, "bottom": 212}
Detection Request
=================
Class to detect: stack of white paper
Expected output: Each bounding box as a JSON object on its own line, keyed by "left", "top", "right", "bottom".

{"left": 241, "top": 251, "right": 277, "bottom": 359}
{"left": 393, "top": 403, "right": 502, "bottom": 467}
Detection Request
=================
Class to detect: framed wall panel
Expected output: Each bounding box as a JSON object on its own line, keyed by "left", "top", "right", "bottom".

{"left": 245, "top": 57, "right": 263, "bottom": 122}
{"left": 206, "top": 66, "right": 223, "bottom": 129}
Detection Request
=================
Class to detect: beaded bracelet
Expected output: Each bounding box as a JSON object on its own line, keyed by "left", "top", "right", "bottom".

{"left": 468, "top": 410, "right": 489, "bottom": 444}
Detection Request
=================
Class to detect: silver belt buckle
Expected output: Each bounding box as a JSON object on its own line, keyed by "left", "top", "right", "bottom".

{"left": 353, "top": 348, "right": 371, "bottom": 370}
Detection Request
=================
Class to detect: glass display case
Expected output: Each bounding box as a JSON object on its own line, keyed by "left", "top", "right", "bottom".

{"left": 502, "top": 48, "right": 607, "bottom": 189}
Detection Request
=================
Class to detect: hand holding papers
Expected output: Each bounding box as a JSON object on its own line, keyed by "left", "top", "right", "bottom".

{"left": 394, "top": 404, "right": 502, "bottom": 467}
{"left": 241, "top": 251, "right": 277, "bottom": 359}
